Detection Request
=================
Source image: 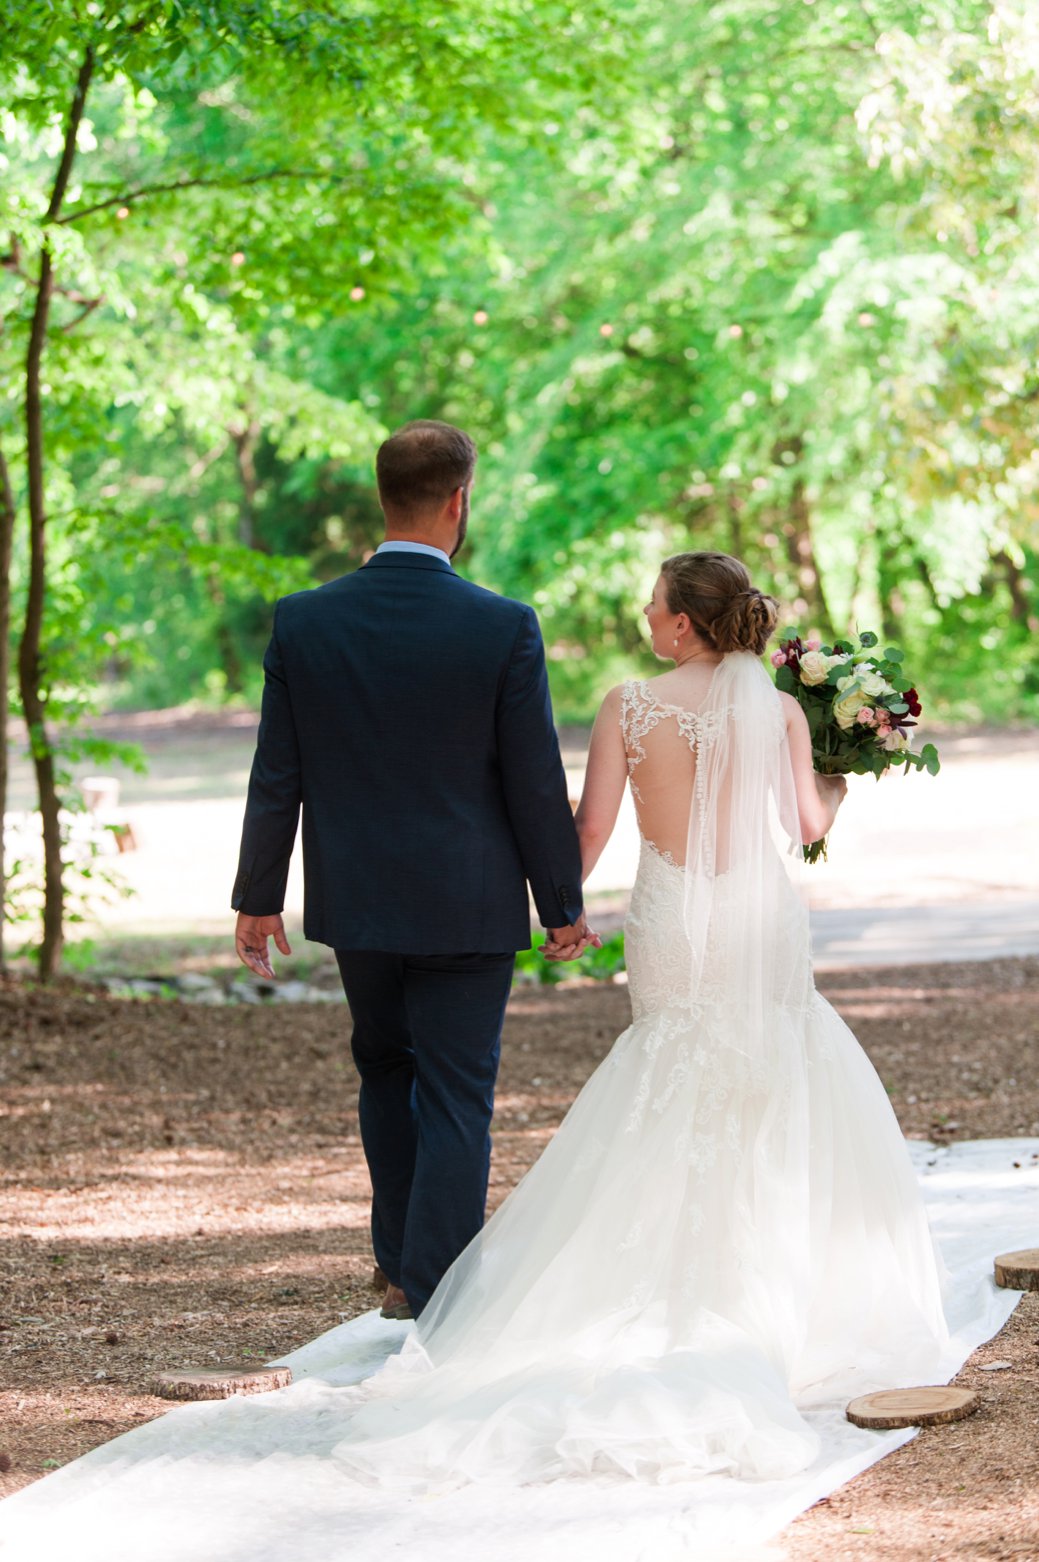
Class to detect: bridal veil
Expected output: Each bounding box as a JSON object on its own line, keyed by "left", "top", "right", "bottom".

{"left": 330, "top": 652, "right": 949, "bottom": 1490}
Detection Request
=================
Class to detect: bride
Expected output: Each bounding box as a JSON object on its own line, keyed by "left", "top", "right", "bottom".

{"left": 331, "top": 550, "right": 949, "bottom": 1489}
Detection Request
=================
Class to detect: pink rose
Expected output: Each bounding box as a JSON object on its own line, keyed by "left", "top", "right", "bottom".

{"left": 856, "top": 706, "right": 876, "bottom": 726}
{"left": 805, "top": 638, "right": 821, "bottom": 652}
{"left": 874, "top": 710, "right": 891, "bottom": 730}
{"left": 771, "top": 650, "right": 787, "bottom": 667}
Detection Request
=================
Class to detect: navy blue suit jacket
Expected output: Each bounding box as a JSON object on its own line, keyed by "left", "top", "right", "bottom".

{"left": 231, "top": 551, "right": 584, "bottom": 953}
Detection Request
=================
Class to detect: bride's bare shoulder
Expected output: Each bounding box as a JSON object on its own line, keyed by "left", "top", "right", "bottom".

{"left": 777, "top": 690, "right": 808, "bottom": 731}
{"left": 597, "top": 684, "right": 626, "bottom": 716}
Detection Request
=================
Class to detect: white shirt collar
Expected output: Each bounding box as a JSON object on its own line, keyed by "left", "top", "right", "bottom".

{"left": 376, "top": 540, "right": 452, "bottom": 567}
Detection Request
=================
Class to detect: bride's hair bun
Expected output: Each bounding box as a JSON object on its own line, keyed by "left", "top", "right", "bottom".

{"left": 660, "top": 553, "right": 779, "bottom": 658}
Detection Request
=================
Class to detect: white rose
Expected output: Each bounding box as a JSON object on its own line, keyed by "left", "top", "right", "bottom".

{"left": 880, "top": 728, "right": 909, "bottom": 753}
{"left": 799, "top": 651, "right": 833, "bottom": 686}
{"left": 832, "top": 685, "right": 866, "bottom": 730}
{"left": 857, "top": 668, "right": 893, "bottom": 698}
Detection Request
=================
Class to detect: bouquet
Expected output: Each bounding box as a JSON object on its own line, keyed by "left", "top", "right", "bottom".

{"left": 771, "top": 629, "right": 940, "bottom": 863}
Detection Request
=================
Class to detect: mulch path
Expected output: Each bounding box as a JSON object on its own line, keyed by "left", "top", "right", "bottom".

{"left": 1, "top": 956, "right": 1037, "bottom": 1559}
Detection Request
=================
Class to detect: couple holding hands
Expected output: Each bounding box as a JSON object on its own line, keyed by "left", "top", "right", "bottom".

{"left": 232, "top": 418, "right": 945, "bottom": 1488}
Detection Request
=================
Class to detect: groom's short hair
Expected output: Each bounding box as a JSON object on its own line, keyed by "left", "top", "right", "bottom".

{"left": 376, "top": 420, "right": 477, "bottom": 516}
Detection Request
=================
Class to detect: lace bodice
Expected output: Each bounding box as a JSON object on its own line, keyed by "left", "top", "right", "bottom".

{"left": 619, "top": 677, "right": 814, "bottom": 1030}
{"left": 619, "top": 679, "right": 733, "bottom": 867}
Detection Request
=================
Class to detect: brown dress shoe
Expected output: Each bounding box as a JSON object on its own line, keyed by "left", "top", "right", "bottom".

{"left": 380, "top": 1283, "right": 413, "bottom": 1321}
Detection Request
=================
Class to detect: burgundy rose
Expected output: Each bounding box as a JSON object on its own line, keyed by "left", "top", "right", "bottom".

{"left": 904, "top": 687, "right": 922, "bottom": 718}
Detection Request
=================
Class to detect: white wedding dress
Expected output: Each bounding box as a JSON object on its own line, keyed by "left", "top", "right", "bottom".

{"left": 8, "top": 650, "right": 1038, "bottom": 1562}
{"left": 329, "top": 653, "right": 949, "bottom": 1490}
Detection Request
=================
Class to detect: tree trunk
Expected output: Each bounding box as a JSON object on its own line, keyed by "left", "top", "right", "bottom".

{"left": 914, "top": 554, "right": 941, "bottom": 612}
{"left": 771, "top": 436, "right": 834, "bottom": 637}
{"left": 726, "top": 486, "right": 743, "bottom": 558}
{"left": 783, "top": 479, "right": 834, "bottom": 637}
{"left": 993, "top": 547, "right": 1032, "bottom": 625}
{"left": 18, "top": 45, "right": 95, "bottom": 980}
{"left": 206, "top": 572, "right": 246, "bottom": 696}
{"left": 231, "top": 417, "right": 265, "bottom": 551}
{"left": 0, "top": 443, "right": 15, "bottom": 969}
{"left": 876, "top": 530, "right": 906, "bottom": 646}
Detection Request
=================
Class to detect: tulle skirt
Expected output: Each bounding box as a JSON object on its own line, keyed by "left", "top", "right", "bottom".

{"left": 331, "top": 848, "right": 948, "bottom": 1490}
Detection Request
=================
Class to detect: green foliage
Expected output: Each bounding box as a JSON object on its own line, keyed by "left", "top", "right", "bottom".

{"left": 5, "top": 810, "right": 136, "bottom": 953}
{"left": 1, "top": 0, "right": 624, "bottom": 714}
{"left": 223, "top": 0, "right": 1037, "bottom": 727}
{"left": 3, "top": 0, "right": 1038, "bottom": 739}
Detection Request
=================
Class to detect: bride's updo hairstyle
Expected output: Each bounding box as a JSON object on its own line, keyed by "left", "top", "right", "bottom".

{"left": 660, "top": 552, "right": 779, "bottom": 657}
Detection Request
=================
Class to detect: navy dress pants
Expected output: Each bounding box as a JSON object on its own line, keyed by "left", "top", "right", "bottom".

{"left": 335, "top": 949, "right": 515, "bottom": 1316}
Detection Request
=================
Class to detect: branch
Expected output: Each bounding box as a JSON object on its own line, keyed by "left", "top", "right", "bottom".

{"left": 856, "top": 0, "right": 885, "bottom": 49}
{"left": 185, "top": 436, "right": 232, "bottom": 486}
{"left": 60, "top": 296, "right": 104, "bottom": 332}
{"left": 46, "top": 48, "right": 96, "bottom": 222}
{"left": 3, "top": 252, "right": 103, "bottom": 308}
{"left": 57, "top": 167, "right": 354, "bottom": 225}
{"left": 0, "top": 435, "right": 15, "bottom": 532}
{"left": 618, "top": 341, "right": 687, "bottom": 370}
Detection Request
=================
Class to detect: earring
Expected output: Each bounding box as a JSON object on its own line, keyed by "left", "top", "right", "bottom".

{"left": 673, "top": 637, "right": 679, "bottom": 647}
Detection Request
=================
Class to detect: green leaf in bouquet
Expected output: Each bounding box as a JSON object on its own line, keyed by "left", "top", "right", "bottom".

{"left": 826, "top": 665, "right": 846, "bottom": 685}
{"left": 858, "top": 632, "right": 878, "bottom": 648}
{"left": 774, "top": 664, "right": 797, "bottom": 694}
{"left": 780, "top": 625, "right": 802, "bottom": 641}
{"left": 833, "top": 639, "right": 854, "bottom": 654}
{"left": 805, "top": 701, "right": 825, "bottom": 733}
{"left": 884, "top": 648, "right": 905, "bottom": 663}
{"left": 888, "top": 700, "right": 909, "bottom": 714}
{"left": 890, "top": 674, "right": 912, "bottom": 692}
{"left": 921, "top": 743, "right": 941, "bottom": 775}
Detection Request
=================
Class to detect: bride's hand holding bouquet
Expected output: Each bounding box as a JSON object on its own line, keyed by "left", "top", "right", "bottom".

{"left": 772, "top": 629, "right": 941, "bottom": 863}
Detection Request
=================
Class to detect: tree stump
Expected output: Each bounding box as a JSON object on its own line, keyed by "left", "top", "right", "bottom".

{"left": 994, "top": 1248, "right": 1039, "bottom": 1291}
{"left": 153, "top": 1365, "right": 292, "bottom": 1401}
{"left": 846, "top": 1387, "right": 978, "bottom": 1430}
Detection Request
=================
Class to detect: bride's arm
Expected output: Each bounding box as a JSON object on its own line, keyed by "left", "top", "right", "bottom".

{"left": 574, "top": 686, "right": 628, "bottom": 880}
{"left": 779, "top": 691, "right": 848, "bottom": 844}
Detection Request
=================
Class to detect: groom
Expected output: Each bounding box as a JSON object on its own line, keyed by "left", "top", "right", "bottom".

{"left": 232, "top": 419, "right": 593, "bottom": 1320}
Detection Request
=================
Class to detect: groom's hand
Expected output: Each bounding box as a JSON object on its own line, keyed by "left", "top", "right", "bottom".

{"left": 542, "top": 915, "right": 601, "bottom": 963}
{"left": 235, "top": 912, "right": 291, "bottom": 979}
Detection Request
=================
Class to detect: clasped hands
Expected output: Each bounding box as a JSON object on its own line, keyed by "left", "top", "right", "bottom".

{"left": 542, "top": 914, "right": 601, "bottom": 964}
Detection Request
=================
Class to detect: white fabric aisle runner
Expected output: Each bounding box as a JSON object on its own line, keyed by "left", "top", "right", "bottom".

{"left": 1, "top": 1138, "right": 1036, "bottom": 1562}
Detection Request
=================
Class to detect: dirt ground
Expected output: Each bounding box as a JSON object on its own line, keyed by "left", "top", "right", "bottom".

{"left": 1, "top": 957, "right": 1037, "bottom": 1559}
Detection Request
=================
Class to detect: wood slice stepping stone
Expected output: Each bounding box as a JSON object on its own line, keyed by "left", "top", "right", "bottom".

{"left": 154, "top": 1365, "right": 292, "bottom": 1401}
{"left": 846, "top": 1387, "right": 978, "bottom": 1430}
{"left": 994, "top": 1248, "right": 1039, "bottom": 1291}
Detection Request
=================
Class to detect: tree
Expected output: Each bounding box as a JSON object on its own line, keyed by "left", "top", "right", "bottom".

{"left": 0, "top": 0, "right": 619, "bottom": 974}
{"left": 306, "top": 0, "right": 1039, "bottom": 719}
